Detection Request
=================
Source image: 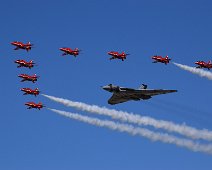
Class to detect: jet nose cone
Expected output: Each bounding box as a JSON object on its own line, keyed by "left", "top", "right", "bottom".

{"left": 60, "top": 48, "right": 65, "bottom": 51}
{"left": 102, "top": 85, "right": 110, "bottom": 91}
{"left": 60, "top": 48, "right": 65, "bottom": 52}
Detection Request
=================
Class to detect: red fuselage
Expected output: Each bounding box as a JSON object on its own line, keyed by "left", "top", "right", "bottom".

{"left": 195, "top": 61, "right": 212, "bottom": 70}
{"left": 152, "top": 55, "right": 171, "bottom": 65}
{"left": 21, "top": 88, "right": 40, "bottom": 96}
{"left": 15, "top": 59, "right": 35, "bottom": 69}
{"left": 59, "top": 47, "right": 80, "bottom": 57}
{"left": 25, "top": 102, "right": 44, "bottom": 110}
{"left": 108, "top": 51, "right": 129, "bottom": 61}
{"left": 18, "top": 74, "right": 39, "bottom": 83}
{"left": 11, "top": 41, "right": 33, "bottom": 52}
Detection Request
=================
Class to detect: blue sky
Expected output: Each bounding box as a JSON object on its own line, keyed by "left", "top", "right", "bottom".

{"left": 1, "top": 0, "right": 212, "bottom": 169}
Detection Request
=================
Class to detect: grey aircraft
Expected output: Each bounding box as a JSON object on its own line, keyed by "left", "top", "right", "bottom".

{"left": 102, "top": 84, "right": 177, "bottom": 105}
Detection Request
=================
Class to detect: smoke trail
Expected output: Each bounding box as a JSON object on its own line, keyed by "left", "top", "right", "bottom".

{"left": 48, "top": 108, "right": 212, "bottom": 154}
{"left": 173, "top": 62, "right": 212, "bottom": 80}
{"left": 42, "top": 94, "right": 212, "bottom": 141}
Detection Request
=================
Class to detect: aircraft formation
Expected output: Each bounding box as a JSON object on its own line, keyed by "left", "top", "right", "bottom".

{"left": 11, "top": 41, "right": 212, "bottom": 108}
{"left": 58, "top": 46, "right": 211, "bottom": 70}
{"left": 11, "top": 41, "right": 44, "bottom": 110}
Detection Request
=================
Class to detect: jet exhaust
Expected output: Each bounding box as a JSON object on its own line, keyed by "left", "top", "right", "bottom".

{"left": 48, "top": 108, "right": 212, "bottom": 154}
{"left": 173, "top": 62, "right": 212, "bottom": 80}
{"left": 42, "top": 94, "right": 212, "bottom": 141}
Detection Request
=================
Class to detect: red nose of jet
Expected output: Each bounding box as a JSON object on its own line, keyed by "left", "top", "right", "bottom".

{"left": 195, "top": 61, "right": 199, "bottom": 64}
{"left": 11, "top": 42, "right": 16, "bottom": 45}
{"left": 59, "top": 48, "right": 64, "bottom": 51}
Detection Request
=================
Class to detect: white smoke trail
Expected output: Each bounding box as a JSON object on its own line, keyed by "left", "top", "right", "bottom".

{"left": 173, "top": 62, "right": 212, "bottom": 80}
{"left": 48, "top": 108, "right": 212, "bottom": 154}
{"left": 42, "top": 94, "right": 212, "bottom": 141}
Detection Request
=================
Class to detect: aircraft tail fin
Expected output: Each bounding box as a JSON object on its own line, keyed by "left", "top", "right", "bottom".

{"left": 26, "top": 41, "right": 33, "bottom": 47}
{"left": 139, "top": 84, "right": 147, "bottom": 89}
{"left": 165, "top": 55, "right": 171, "bottom": 62}
{"left": 122, "top": 52, "right": 130, "bottom": 56}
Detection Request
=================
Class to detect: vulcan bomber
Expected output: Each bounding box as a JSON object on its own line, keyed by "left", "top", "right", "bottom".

{"left": 102, "top": 84, "right": 177, "bottom": 105}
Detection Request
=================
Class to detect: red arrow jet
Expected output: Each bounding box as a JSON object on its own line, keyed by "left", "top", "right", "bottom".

{"left": 195, "top": 60, "right": 212, "bottom": 70}
{"left": 11, "top": 41, "right": 33, "bottom": 52}
{"left": 152, "top": 55, "right": 171, "bottom": 65}
{"left": 108, "top": 51, "right": 129, "bottom": 61}
{"left": 15, "top": 59, "right": 35, "bottom": 69}
{"left": 18, "top": 74, "right": 39, "bottom": 83}
{"left": 25, "top": 102, "right": 45, "bottom": 110}
{"left": 59, "top": 47, "right": 80, "bottom": 57}
{"left": 21, "top": 88, "right": 40, "bottom": 96}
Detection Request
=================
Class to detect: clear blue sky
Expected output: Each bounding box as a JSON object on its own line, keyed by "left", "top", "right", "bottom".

{"left": 1, "top": 0, "right": 212, "bottom": 169}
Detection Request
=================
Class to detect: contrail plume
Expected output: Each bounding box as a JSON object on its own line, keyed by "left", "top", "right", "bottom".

{"left": 48, "top": 108, "right": 212, "bottom": 154}
{"left": 42, "top": 94, "right": 212, "bottom": 141}
{"left": 173, "top": 62, "right": 212, "bottom": 80}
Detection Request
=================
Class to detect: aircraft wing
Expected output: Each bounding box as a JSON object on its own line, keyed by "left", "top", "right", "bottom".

{"left": 137, "top": 89, "right": 177, "bottom": 96}
{"left": 108, "top": 89, "right": 177, "bottom": 105}
{"left": 108, "top": 92, "right": 132, "bottom": 105}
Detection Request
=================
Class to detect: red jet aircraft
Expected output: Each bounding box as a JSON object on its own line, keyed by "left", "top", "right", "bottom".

{"left": 108, "top": 51, "right": 130, "bottom": 61}
{"left": 59, "top": 47, "right": 80, "bottom": 57}
{"left": 21, "top": 88, "right": 40, "bottom": 96}
{"left": 15, "top": 59, "right": 35, "bottom": 69}
{"left": 11, "top": 41, "right": 33, "bottom": 52}
{"left": 25, "top": 102, "right": 45, "bottom": 110}
{"left": 152, "top": 55, "right": 171, "bottom": 65}
{"left": 18, "top": 74, "right": 39, "bottom": 83}
{"left": 195, "top": 60, "right": 212, "bottom": 70}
